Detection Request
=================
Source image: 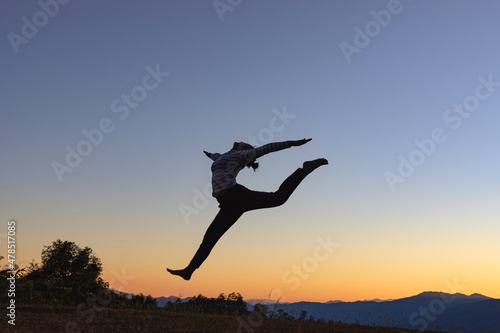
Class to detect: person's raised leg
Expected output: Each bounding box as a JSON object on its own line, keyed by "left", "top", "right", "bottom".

{"left": 302, "top": 158, "right": 328, "bottom": 174}
{"left": 243, "top": 158, "right": 328, "bottom": 211}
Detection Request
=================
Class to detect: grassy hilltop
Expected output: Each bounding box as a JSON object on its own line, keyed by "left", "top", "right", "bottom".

{"left": 4, "top": 303, "right": 444, "bottom": 333}
{"left": 1, "top": 240, "right": 445, "bottom": 332}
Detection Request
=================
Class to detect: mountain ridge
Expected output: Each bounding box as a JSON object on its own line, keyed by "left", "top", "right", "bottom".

{"left": 116, "top": 290, "right": 498, "bottom": 332}
{"left": 266, "top": 292, "right": 497, "bottom": 332}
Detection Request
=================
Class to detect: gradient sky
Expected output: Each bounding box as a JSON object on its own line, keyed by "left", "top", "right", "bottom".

{"left": 1, "top": 1, "right": 499, "bottom": 303}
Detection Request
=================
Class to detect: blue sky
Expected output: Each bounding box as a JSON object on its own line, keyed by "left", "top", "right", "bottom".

{"left": 1, "top": 0, "right": 499, "bottom": 302}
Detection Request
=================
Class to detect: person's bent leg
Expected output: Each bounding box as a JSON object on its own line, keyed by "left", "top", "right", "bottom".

{"left": 189, "top": 208, "right": 242, "bottom": 269}
{"left": 167, "top": 206, "right": 243, "bottom": 280}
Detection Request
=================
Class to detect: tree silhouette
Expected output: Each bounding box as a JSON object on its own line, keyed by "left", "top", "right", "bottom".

{"left": 42, "top": 240, "right": 107, "bottom": 292}
{"left": 165, "top": 292, "right": 248, "bottom": 315}
{"left": 22, "top": 239, "right": 108, "bottom": 303}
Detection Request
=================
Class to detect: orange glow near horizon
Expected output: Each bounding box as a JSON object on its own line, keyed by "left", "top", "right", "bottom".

{"left": 98, "top": 227, "right": 500, "bottom": 304}
{"left": 13, "top": 210, "right": 500, "bottom": 305}
{"left": 101, "top": 263, "right": 500, "bottom": 304}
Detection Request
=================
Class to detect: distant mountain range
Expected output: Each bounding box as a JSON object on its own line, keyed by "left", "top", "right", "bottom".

{"left": 155, "top": 295, "right": 194, "bottom": 306}
{"left": 252, "top": 292, "right": 499, "bottom": 333}
{"left": 148, "top": 291, "right": 499, "bottom": 333}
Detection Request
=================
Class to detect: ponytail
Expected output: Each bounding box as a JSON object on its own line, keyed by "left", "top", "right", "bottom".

{"left": 246, "top": 160, "right": 259, "bottom": 171}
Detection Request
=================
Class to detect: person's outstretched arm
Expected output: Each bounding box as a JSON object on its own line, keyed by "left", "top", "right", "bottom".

{"left": 204, "top": 151, "right": 221, "bottom": 161}
{"left": 241, "top": 138, "right": 312, "bottom": 161}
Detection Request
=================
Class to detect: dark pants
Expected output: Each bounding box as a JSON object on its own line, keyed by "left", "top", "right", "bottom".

{"left": 188, "top": 168, "right": 307, "bottom": 269}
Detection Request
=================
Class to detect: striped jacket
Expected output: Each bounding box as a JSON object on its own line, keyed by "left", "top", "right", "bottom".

{"left": 205, "top": 141, "right": 293, "bottom": 197}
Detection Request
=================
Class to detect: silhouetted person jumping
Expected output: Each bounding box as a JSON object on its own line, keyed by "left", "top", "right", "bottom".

{"left": 167, "top": 138, "right": 328, "bottom": 280}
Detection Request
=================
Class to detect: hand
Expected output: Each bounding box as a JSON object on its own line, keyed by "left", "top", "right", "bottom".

{"left": 291, "top": 138, "right": 312, "bottom": 147}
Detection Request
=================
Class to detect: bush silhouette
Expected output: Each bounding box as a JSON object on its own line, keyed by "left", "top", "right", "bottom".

{"left": 17, "top": 239, "right": 108, "bottom": 304}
